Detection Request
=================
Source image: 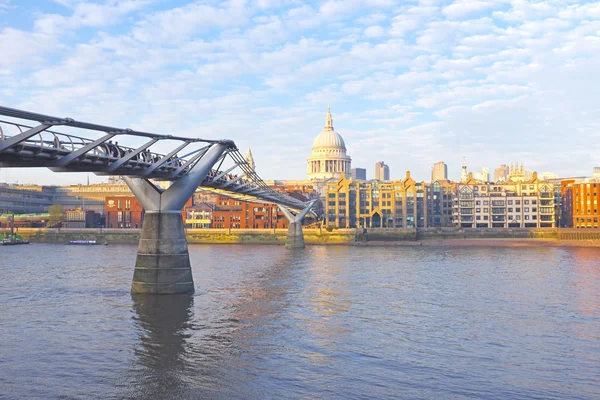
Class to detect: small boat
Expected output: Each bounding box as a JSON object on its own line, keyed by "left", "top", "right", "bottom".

{"left": 67, "top": 240, "right": 103, "bottom": 245}
{"left": 1, "top": 237, "right": 30, "bottom": 245}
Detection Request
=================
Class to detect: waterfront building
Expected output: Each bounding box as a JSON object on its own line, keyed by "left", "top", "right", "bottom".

{"left": 105, "top": 196, "right": 145, "bottom": 229}
{"left": 307, "top": 107, "right": 351, "bottom": 181}
{"left": 494, "top": 165, "right": 509, "bottom": 183}
{"left": 0, "top": 184, "right": 55, "bottom": 214}
{"left": 185, "top": 206, "right": 213, "bottom": 229}
{"left": 431, "top": 161, "right": 447, "bottom": 181}
{"left": 105, "top": 196, "right": 190, "bottom": 228}
{"left": 375, "top": 161, "right": 390, "bottom": 181}
{"left": 453, "top": 172, "right": 555, "bottom": 228}
{"left": 324, "top": 172, "right": 455, "bottom": 228}
{"left": 351, "top": 168, "right": 366, "bottom": 181}
{"left": 561, "top": 178, "right": 600, "bottom": 228}
{"left": 63, "top": 209, "right": 97, "bottom": 228}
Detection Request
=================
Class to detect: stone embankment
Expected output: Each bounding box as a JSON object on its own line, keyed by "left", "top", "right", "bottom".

{"left": 2, "top": 227, "right": 599, "bottom": 247}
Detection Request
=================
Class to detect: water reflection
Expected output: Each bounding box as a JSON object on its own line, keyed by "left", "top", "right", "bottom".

{"left": 127, "top": 294, "right": 195, "bottom": 399}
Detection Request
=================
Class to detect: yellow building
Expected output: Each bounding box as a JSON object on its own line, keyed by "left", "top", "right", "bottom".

{"left": 324, "top": 172, "right": 455, "bottom": 228}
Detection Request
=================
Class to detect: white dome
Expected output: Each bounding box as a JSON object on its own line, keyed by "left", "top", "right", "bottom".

{"left": 313, "top": 129, "right": 346, "bottom": 151}
{"left": 307, "top": 107, "right": 352, "bottom": 181}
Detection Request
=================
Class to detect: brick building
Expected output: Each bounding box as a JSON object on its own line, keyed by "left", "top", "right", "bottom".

{"left": 563, "top": 178, "right": 600, "bottom": 228}
{"left": 105, "top": 196, "right": 190, "bottom": 228}
{"left": 211, "top": 196, "right": 289, "bottom": 229}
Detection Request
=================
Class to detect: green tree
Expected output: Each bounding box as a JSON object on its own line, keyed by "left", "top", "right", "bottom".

{"left": 47, "top": 205, "right": 64, "bottom": 228}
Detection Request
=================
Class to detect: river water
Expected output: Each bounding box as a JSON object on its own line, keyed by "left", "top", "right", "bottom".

{"left": 1, "top": 244, "right": 600, "bottom": 399}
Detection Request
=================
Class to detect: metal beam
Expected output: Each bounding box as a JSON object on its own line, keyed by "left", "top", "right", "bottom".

{"left": 52, "top": 133, "right": 116, "bottom": 167}
{"left": 168, "top": 146, "right": 211, "bottom": 178}
{"left": 141, "top": 141, "right": 190, "bottom": 177}
{"left": 0, "top": 124, "right": 52, "bottom": 152}
{"left": 211, "top": 164, "right": 238, "bottom": 182}
{"left": 106, "top": 138, "right": 158, "bottom": 172}
{"left": 219, "top": 174, "right": 245, "bottom": 189}
{"left": 161, "top": 143, "right": 230, "bottom": 211}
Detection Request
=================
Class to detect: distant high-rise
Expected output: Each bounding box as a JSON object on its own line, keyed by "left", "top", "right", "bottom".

{"left": 593, "top": 167, "right": 600, "bottom": 178}
{"left": 494, "top": 164, "right": 509, "bottom": 182}
{"left": 431, "top": 161, "right": 447, "bottom": 181}
{"left": 539, "top": 172, "right": 558, "bottom": 181}
{"left": 460, "top": 158, "right": 468, "bottom": 183}
{"left": 375, "top": 161, "right": 390, "bottom": 180}
{"left": 351, "top": 168, "right": 366, "bottom": 180}
{"left": 474, "top": 167, "right": 490, "bottom": 183}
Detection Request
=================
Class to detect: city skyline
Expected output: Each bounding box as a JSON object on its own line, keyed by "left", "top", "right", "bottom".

{"left": 1, "top": 1, "right": 599, "bottom": 185}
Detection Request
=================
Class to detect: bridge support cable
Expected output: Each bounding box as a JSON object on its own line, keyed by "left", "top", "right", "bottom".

{"left": 278, "top": 200, "right": 317, "bottom": 249}
{"left": 123, "top": 143, "right": 229, "bottom": 294}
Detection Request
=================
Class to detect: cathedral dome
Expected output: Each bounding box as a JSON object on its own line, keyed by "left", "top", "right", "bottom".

{"left": 313, "top": 129, "right": 346, "bottom": 151}
{"left": 311, "top": 107, "right": 346, "bottom": 153}
{"left": 307, "top": 107, "right": 351, "bottom": 181}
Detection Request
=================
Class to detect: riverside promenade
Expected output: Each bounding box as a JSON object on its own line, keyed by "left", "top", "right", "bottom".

{"left": 4, "top": 227, "right": 600, "bottom": 247}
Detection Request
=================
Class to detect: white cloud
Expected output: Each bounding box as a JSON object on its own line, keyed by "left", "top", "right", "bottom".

{"left": 364, "top": 25, "right": 385, "bottom": 38}
{"left": 442, "top": 0, "right": 504, "bottom": 20}
{"left": 3, "top": 0, "right": 600, "bottom": 184}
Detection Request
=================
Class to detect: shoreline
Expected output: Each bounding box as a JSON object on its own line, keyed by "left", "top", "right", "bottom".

{"left": 351, "top": 238, "right": 600, "bottom": 248}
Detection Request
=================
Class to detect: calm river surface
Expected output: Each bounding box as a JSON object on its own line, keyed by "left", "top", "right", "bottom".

{"left": 1, "top": 244, "right": 600, "bottom": 399}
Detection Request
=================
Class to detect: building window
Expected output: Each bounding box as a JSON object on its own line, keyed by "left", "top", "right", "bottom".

{"left": 125, "top": 200, "right": 130, "bottom": 210}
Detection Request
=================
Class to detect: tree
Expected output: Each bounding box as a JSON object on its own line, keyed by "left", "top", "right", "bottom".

{"left": 47, "top": 205, "right": 64, "bottom": 228}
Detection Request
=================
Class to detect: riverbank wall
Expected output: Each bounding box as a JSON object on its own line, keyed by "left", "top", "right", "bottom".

{"left": 2, "top": 227, "right": 599, "bottom": 246}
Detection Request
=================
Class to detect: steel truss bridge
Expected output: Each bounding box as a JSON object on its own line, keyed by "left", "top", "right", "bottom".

{"left": 0, "top": 105, "right": 315, "bottom": 294}
{"left": 0, "top": 106, "right": 309, "bottom": 210}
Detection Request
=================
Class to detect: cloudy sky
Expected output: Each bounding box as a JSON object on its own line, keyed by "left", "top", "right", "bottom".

{"left": 1, "top": 0, "right": 599, "bottom": 185}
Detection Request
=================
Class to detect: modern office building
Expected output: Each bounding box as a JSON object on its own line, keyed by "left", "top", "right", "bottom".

{"left": 431, "top": 161, "right": 447, "bottom": 181}
{"left": 375, "top": 161, "right": 390, "bottom": 181}
{"left": 351, "top": 168, "right": 367, "bottom": 181}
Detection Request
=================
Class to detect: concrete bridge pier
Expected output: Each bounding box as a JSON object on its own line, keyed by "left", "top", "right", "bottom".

{"left": 124, "top": 143, "right": 229, "bottom": 294}
{"left": 279, "top": 201, "right": 316, "bottom": 249}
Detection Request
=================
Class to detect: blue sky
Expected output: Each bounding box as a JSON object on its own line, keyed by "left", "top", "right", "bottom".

{"left": 1, "top": 0, "right": 599, "bottom": 185}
